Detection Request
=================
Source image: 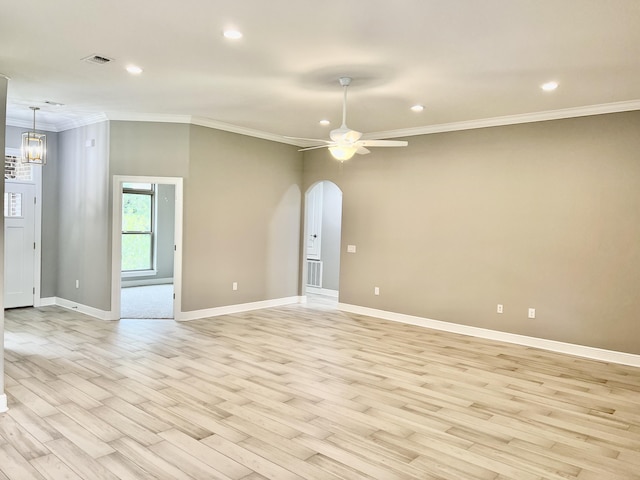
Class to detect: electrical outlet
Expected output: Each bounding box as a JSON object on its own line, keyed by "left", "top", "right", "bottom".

{"left": 232, "top": 282, "right": 238, "bottom": 291}
{"left": 374, "top": 286, "right": 380, "bottom": 296}
{"left": 347, "top": 245, "right": 357, "bottom": 253}
{"left": 528, "top": 308, "right": 536, "bottom": 319}
{"left": 75, "top": 280, "right": 79, "bottom": 289}
{"left": 497, "top": 304, "right": 503, "bottom": 314}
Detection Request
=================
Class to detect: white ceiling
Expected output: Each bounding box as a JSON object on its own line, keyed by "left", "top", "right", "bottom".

{"left": 2, "top": 0, "right": 639, "bottom": 144}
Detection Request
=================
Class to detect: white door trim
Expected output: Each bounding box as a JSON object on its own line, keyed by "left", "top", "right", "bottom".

{"left": 111, "top": 176, "right": 183, "bottom": 320}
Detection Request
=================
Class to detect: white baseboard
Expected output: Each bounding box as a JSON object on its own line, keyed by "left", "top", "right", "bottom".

{"left": 0, "top": 393, "right": 7, "bottom": 413}
{"left": 178, "top": 296, "right": 304, "bottom": 321}
{"left": 38, "top": 297, "right": 56, "bottom": 307}
{"left": 306, "top": 287, "right": 339, "bottom": 298}
{"left": 55, "top": 297, "right": 113, "bottom": 321}
{"left": 121, "top": 277, "right": 174, "bottom": 288}
{"left": 338, "top": 303, "right": 640, "bottom": 368}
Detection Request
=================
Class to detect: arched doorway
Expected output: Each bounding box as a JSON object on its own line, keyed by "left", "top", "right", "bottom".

{"left": 304, "top": 181, "right": 343, "bottom": 305}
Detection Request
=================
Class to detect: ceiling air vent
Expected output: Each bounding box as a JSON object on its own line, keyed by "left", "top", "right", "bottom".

{"left": 82, "top": 54, "right": 114, "bottom": 65}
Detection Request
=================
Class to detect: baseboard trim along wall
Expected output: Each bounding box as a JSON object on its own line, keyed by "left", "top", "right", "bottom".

{"left": 39, "top": 297, "right": 56, "bottom": 307}
{"left": 42, "top": 296, "right": 303, "bottom": 322}
{"left": 338, "top": 303, "right": 640, "bottom": 368}
{"left": 52, "top": 297, "right": 113, "bottom": 321}
{"left": 306, "top": 287, "right": 339, "bottom": 298}
{"left": 0, "top": 393, "right": 7, "bottom": 413}
{"left": 178, "top": 296, "right": 304, "bottom": 321}
{"left": 121, "top": 277, "right": 174, "bottom": 288}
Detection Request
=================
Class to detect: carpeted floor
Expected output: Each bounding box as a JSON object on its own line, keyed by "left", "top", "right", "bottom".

{"left": 121, "top": 284, "right": 174, "bottom": 319}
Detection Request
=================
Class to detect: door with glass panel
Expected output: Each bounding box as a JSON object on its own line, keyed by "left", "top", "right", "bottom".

{"left": 4, "top": 182, "right": 36, "bottom": 308}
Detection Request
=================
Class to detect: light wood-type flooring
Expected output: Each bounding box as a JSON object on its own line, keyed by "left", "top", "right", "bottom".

{"left": 1, "top": 302, "right": 639, "bottom": 479}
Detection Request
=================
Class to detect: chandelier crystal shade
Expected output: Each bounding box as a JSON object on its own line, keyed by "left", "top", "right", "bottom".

{"left": 21, "top": 107, "right": 46, "bottom": 165}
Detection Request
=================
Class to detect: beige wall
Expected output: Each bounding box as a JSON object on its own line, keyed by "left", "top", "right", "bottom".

{"left": 303, "top": 111, "right": 640, "bottom": 355}
{"left": 45, "top": 120, "right": 303, "bottom": 315}
{"left": 183, "top": 125, "right": 303, "bottom": 311}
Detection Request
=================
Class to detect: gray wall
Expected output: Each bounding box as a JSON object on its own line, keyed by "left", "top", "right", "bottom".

{"left": 304, "top": 111, "right": 640, "bottom": 355}
{"left": 5, "top": 125, "right": 59, "bottom": 298}
{"left": 183, "top": 125, "right": 302, "bottom": 311}
{"left": 319, "top": 181, "right": 342, "bottom": 291}
{"left": 57, "top": 121, "right": 111, "bottom": 310}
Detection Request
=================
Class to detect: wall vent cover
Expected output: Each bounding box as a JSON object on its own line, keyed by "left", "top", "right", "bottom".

{"left": 82, "top": 54, "right": 114, "bottom": 65}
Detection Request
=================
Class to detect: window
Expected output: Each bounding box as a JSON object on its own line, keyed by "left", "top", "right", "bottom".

{"left": 4, "top": 192, "right": 23, "bottom": 218}
{"left": 5, "top": 155, "right": 33, "bottom": 181}
{"left": 122, "top": 183, "right": 155, "bottom": 272}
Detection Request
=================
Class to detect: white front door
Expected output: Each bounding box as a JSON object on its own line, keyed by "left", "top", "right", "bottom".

{"left": 4, "top": 182, "right": 36, "bottom": 308}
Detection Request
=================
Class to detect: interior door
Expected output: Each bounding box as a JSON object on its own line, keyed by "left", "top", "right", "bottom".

{"left": 4, "top": 182, "right": 35, "bottom": 308}
{"left": 306, "top": 182, "right": 323, "bottom": 260}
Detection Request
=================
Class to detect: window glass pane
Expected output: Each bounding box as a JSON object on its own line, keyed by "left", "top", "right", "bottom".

{"left": 122, "top": 234, "right": 152, "bottom": 270}
{"left": 122, "top": 193, "right": 152, "bottom": 231}
{"left": 5, "top": 155, "right": 33, "bottom": 181}
{"left": 123, "top": 182, "right": 153, "bottom": 191}
{"left": 4, "top": 192, "right": 23, "bottom": 217}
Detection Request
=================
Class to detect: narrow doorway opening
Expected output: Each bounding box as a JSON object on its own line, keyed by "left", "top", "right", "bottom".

{"left": 111, "top": 176, "right": 183, "bottom": 320}
{"left": 120, "top": 182, "right": 175, "bottom": 319}
{"left": 304, "top": 181, "right": 342, "bottom": 307}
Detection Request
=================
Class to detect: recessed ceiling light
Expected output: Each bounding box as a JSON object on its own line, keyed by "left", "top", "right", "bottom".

{"left": 223, "top": 29, "right": 243, "bottom": 40}
{"left": 319, "top": 119, "right": 330, "bottom": 126}
{"left": 541, "top": 81, "right": 558, "bottom": 92}
{"left": 126, "top": 65, "right": 143, "bottom": 75}
{"left": 411, "top": 104, "right": 425, "bottom": 112}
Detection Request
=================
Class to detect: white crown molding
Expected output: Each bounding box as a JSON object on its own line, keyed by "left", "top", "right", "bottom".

{"left": 338, "top": 303, "right": 640, "bottom": 368}
{"left": 107, "top": 112, "right": 192, "bottom": 124}
{"left": 190, "top": 116, "right": 301, "bottom": 146}
{"left": 5, "top": 117, "right": 60, "bottom": 132}
{"left": 55, "top": 113, "right": 109, "bottom": 132}
{"left": 365, "top": 99, "right": 640, "bottom": 140}
{"left": 6, "top": 99, "right": 640, "bottom": 142}
{"left": 5, "top": 113, "right": 109, "bottom": 133}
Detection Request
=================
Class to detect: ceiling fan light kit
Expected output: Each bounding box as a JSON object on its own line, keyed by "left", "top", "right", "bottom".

{"left": 328, "top": 145, "right": 358, "bottom": 161}
{"left": 288, "top": 76, "right": 408, "bottom": 162}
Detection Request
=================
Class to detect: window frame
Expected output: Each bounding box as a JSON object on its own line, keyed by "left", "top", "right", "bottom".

{"left": 121, "top": 183, "right": 157, "bottom": 275}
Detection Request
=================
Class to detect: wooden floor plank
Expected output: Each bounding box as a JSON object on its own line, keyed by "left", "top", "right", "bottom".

{"left": 1, "top": 302, "right": 638, "bottom": 479}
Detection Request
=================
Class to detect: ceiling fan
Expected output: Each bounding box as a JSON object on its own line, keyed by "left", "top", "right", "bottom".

{"left": 289, "top": 77, "right": 408, "bottom": 161}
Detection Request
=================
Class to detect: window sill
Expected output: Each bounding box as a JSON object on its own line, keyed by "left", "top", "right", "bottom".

{"left": 121, "top": 269, "right": 157, "bottom": 278}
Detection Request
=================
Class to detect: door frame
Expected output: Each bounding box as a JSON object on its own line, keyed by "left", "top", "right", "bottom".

{"left": 302, "top": 180, "right": 343, "bottom": 299}
{"left": 111, "top": 175, "right": 183, "bottom": 320}
{"left": 4, "top": 147, "right": 42, "bottom": 307}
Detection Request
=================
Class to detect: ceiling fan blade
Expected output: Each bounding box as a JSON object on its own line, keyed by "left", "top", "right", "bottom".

{"left": 358, "top": 140, "right": 408, "bottom": 147}
{"left": 298, "top": 145, "right": 331, "bottom": 152}
{"left": 284, "top": 136, "right": 332, "bottom": 144}
{"left": 356, "top": 146, "right": 371, "bottom": 155}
